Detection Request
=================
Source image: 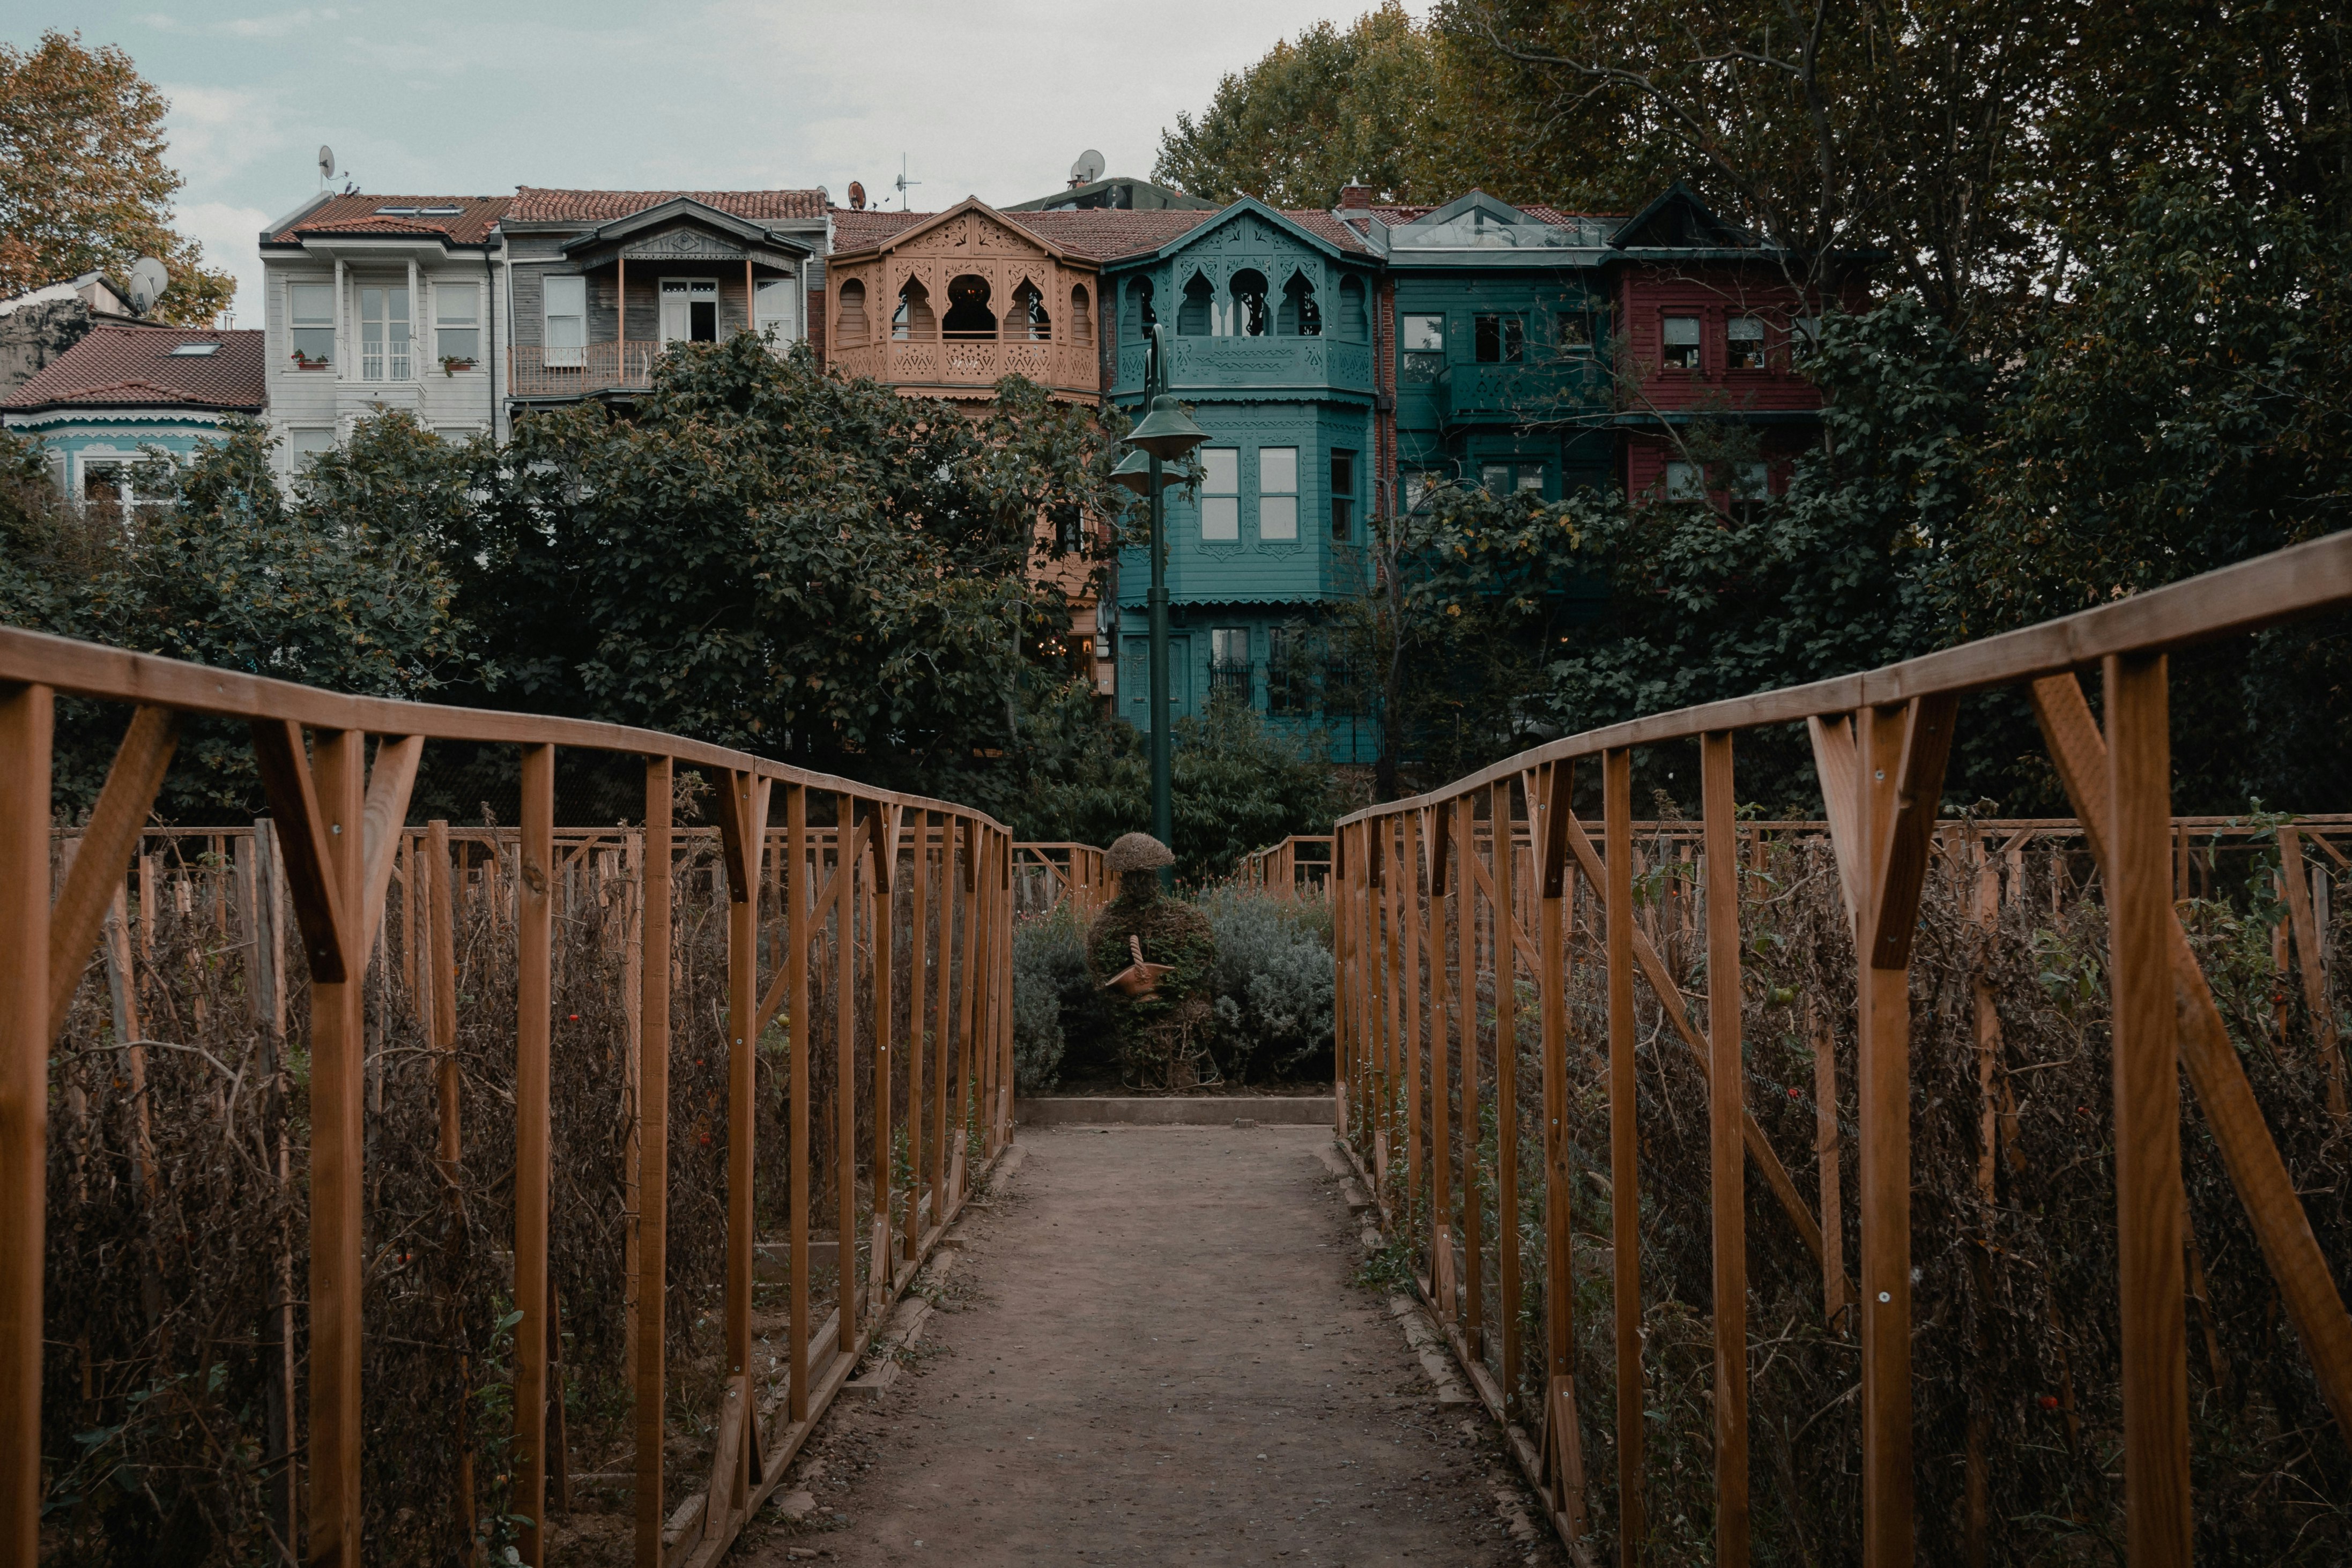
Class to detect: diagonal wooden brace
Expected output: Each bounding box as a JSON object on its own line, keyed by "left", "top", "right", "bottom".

{"left": 47, "top": 705, "right": 177, "bottom": 1041}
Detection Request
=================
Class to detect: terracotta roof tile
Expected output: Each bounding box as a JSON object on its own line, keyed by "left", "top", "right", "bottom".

{"left": 829, "top": 210, "right": 932, "bottom": 253}
{"left": 3, "top": 325, "right": 266, "bottom": 412}
{"left": 1370, "top": 202, "right": 1625, "bottom": 229}
{"left": 511, "top": 187, "right": 827, "bottom": 223}
{"left": 272, "top": 194, "right": 509, "bottom": 245}
{"left": 994, "top": 210, "right": 1217, "bottom": 262}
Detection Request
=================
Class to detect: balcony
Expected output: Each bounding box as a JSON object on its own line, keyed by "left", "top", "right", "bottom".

{"left": 829, "top": 333, "right": 1099, "bottom": 400}
{"left": 1435, "top": 358, "right": 1607, "bottom": 426}
{"left": 507, "top": 341, "right": 666, "bottom": 399}
{"left": 1115, "top": 335, "right": 1375, "bottom": 398}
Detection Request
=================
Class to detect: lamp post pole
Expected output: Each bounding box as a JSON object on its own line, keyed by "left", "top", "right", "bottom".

{"left": 1119, "top": 322, "right": 1207, "bottom": 890}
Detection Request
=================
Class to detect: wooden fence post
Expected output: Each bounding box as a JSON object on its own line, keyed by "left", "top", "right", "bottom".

{"left": 515, "top": 744, "right": 555, "bottom": 1563}
{"left": 1603, "top": 746, "right": 1644, "bottom": 1566}
{"left": 932, "top": 817, "right": 954, "bottom": 1230}
{"left": 1701, "top": 732, "right": 1749, "bottom": 1568}
{"left": 1492, "top": 778, "right": 1521, "bottom": 1414}
{"left": 1429, "top": 806, "right": 1455, "bottom": 1316}
{"left": 2106, "top": 655, "right": 2192, "bottom": 1567}
{"left": 870, "top": 806, "right": 897, "bottom": 1302}
{"left": 907, "top": 811, "right": 930, "bottom": 1262}
{"left": 719, "top": 768, "right": 769, "bottom": 1517}
{"left": 836, "top": 795, "right": 860, "bottom": 1338}
{"left": 1456, "top": 796, "right": 1482, "bottom": 1355}
{"left": 0, "top": 680, "right": 52, "bottom": 1566}
{"left": 635, "top": 760, "right": 672, "bottom": 1567}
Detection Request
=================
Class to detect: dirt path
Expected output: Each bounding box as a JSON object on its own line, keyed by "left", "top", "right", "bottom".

{"left": 740, "top": 1124, "right": 1563, "bottom": 1567}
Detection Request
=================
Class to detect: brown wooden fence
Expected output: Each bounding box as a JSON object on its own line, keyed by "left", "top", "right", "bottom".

{"left": 1322, "top": 533, "right": 2352, "bottom": 1566}
{"left": 0, "top": 625, "right": 1021, "bottom": 1567}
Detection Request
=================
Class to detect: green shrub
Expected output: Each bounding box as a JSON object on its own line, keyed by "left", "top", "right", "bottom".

{"left": 1197, "top": 883, "right": 1334, "bottom": 1082}
{"left": 1011, "top": 901, "right": 1108, "bottom": 1093}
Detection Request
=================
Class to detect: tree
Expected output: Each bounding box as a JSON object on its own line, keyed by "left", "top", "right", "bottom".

{"left": 1153, "top": 4, "right": 1451, "bottom": 208}
{"left": 0, "top": 31, "right": 236, "bottom": 323}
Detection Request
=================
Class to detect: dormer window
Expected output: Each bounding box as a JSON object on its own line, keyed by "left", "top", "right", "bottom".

{"left": 1661, "top": 315, "right": 1701, "bottom": 370}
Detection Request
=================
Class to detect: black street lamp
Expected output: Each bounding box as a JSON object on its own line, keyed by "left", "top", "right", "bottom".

{"left": 1119, "top": 324, "right": 1207, "bottom": 884}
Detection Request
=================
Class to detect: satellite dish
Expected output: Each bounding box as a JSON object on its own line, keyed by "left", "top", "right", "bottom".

{"left": 847, "top": 180, "right": 867, "bottom": 211}
{"left": 1071, "top": 148, "right": 1106, "bottom": 185}
{"left": 318, "top": 144, "right": 337, "bottom": 183}
{"left": 127, "top": 256, "right": 168, "bottom": 315}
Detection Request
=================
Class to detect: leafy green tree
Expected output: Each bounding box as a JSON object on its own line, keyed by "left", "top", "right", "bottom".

{"left": 0, "top": 31, "right": 236, "bottom": 322}
{"left": 1153, "top": 3, "right": 1449, "bottom": 207}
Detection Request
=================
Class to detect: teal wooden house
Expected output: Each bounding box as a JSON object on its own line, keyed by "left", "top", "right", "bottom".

{"left": 1102, "top": 199, "right": 1384, "bottom": 764}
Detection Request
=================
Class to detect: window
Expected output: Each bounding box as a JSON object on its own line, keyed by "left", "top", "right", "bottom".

{"left": 1474, "top": 313, "right": 1524, "bottom": 364}
{"left": 1279, "top": 271, "right": 1320, "bottom": 336}
{"left": 1661, "top": 315, "right": 1701, "bottom": 370}
{"left": 1050, "top": 501, "right": 1084, "bottom": 554}
{"left": 1403, "top": 470, "right": 1443, "bottom": 513}
{"left": 1258, "top": 446, "right": 1298, "bottom": 540}
{"left": 1230, "top": 269, "right": 1270, "bottom": 337}
{"left": 543, "top": 275, "right": 586, "bottom": 368}
{"left": 1010, "top": 278, "right": 1051, "bottom": 341}
{"left": 1210, "top": 627, "right": 1251, "bottom": 698}
{"left": 169, "top": 341, "right": 220, "bottom": 357}
{"left": 1125, "top": 277, "right": 1155, "bottom": 337}
{"left": 1791, "top": 316, "right": 1822, "bottom": 361}
{"left": 1400, "top": 314, "right": 1445, "bottom": 382}
{"left": 1330, "top": 449, "right": 1356, "bottom": 541}
{"left": 1178, "top": 271, "right": 1214, "bottom": 337}
{"left": 1480, "top": 461, "right": 1546, "bottom": 495}
{"left": 435, "top": 283, "right": 480, "bottom": 366}
{"left": 288, "top": 428, "right": 336, "bottom": 469}
{"left": 661, "top": 278, "right": 718, "bottom": 344}
{"left": 289, "top": 281, "right": 335, "bottom": 368}
{"left": 1070, "top": 284, "right": 1093, "bottom": 348}
{"left": 1664, "top": 460, "right": 1704, "bottom": 500}
{"left": 755, "top": 278, "right": 798, "bottom": 344}
{"left": 894, "top": 278, "right": 935, "bottom": 340}
{"left": 359, "top": 285, "right": 410, "bottom": 381}
{"left": 1727, "top": 315, "right": 1766, "bottom": 370}
{"left": 1732, "top": 461, "right": 1770, "bottom": 500}
{"left": 943, "top": 274, "right": 996, "bottom": 338}
{"left": 1199, "top": 447, "right": 1239, "bottom": 541}
{"left": 1266, "top": 627, "right": 1307, "bottom": 715}
{"left": 1555, "top": 313, "right": 1593, "bottom": 356}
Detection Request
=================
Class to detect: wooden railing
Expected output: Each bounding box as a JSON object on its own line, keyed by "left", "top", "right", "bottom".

{"left": 0, "top": 625, "right": 1020, "bottom": 1567}
{"left": 826, "top": 335, "right": 1099, "bottom": 398}
{"left": 1237, "top": 834, "right": 1333, "bottom": 899}
{"left": 1324, "top": 532, "right": 2352, "bottom": 1565}
{"left": 1012, "top": 841, "right": 1108, "bottom": 918}
{"left": 508, "top": 340, "right": 666, "bottom": 398}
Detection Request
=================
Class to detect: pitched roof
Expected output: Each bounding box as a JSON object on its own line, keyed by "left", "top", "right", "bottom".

{"left": 3, "top": 325, "right": 265, "bottom": 413}
{"left": 1369, "top": 203, "right": 1624, "bottom": 228}
{"left": 271, "top": 194, "right": 509, "bottom": 245}
{"left": 979, "top": 209, "right": 1216, "bottom": 262}
{"left": 512, "top": 187, "right": 827, "bottom": 223}
{"left": 829, "top": 210, "right": 930, "bottom": 253}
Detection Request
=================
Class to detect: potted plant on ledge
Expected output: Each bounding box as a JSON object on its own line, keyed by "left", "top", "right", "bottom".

{"left": 440, "top": 354, "right": 476, "bottom": 376}
{"left": 290, "top": 349, "right": 330, "bottom": 370}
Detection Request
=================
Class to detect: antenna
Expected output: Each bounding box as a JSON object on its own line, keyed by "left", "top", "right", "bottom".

{"left": 127, "top": 257, "right": 169, "bottom": 315}
{"left": 894, "top": 155, "right": 921, "bottom": 211}
{"left": 318, "top": 144, "right": 337, "bottom": 187}
{"left": 1070, "top": 148, "right": 1105, "bottom": 188}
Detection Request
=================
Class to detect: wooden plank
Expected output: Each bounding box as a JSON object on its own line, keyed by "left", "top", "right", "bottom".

{"left": 2278, "top": 828, "right": 2348, "bottom": 1117}
{"left": 45, "top": 704, "right": 177, "bottom": 1041}
{"left": 1461, "top": 819, "right": 1542, "bottom": 974}
{"left": 1491, "top": 779, "right": 1522, "bottom": 1416}
{"left": 836, "top": 795, "right": 860, "bottom": 1334}
{"left": 2104, "top": 653, "right": 2192, "bottom": 1567}
{"left": 932, "top": 818, "right": 954, "bottom": 1243}
{"left": 636, "top": 762, "right": 673, "bottom": 1568}
{"left": 785, "top": 786, "right": 811, "bottom": 1429}
{"left": 0, "top": 681, "right": 53, "bottom": 1567}
{"left": 307, "top": 728, "right": 366, "bottom": 1567}
{"left": 1456, "top": 797, "right": 1482, "bottom": 1355}
{"left": 1867, "top": 694, "right": 1958, "bottom": 969}
{"left": 1539, "top": 763, "right": 1575, "bottom": 1395}
{"left": 1701, "top": 732, "right": 1749, "bottom": 1568}
{"left": 516, "top": 744, "right": 554, "bottom": 1566}
{"left": 248, "top": 719, "right": 353, "bottom": 984}
{"left": 1603, "top": 748, "right": 1644, "bottom": 1566}
{"left": 1806, "top": 715, "right": 1864, "bottom": 934}
{"left": 353, "top": 734, "right": 422, "bottom": 956}
{"left": 2029, "top": 672, "right": 2352, "bottom": 1441}
{"left": 870, "top": 806, "right": 897, "bottom": 1298}
{"left": 906, "top": 811, "right": 929, "bottom": 1264}
{"left": 1429, "top": 801, "right": 1455, "bottom": 1317}
{"left": 1403, "top": 812, "right": 1426, "bottom": 1231}
{"left": 1811, "top": 1001, "right": 1844, "bottom": 1322}
{"left": 721, "top": 771, "right": 769, "bottom": 1517}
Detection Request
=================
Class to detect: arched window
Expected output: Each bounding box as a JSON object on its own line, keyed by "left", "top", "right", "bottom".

{"left": 944, "top": 274, "right": 997, "bottom": 338}
{"left": 1338, "top": 276, "right": 1367, "bottom": 341}
{"left": 1010, "top": 278, "right": 1051, "bottom": 340}
{"left": 893, "top": 278, "right": 935, "bottom": 340}
{"left": 1070, "top": 283, "right": 1093, "bottom": 347}
{"left": 836, "top": 278, "right": 869, "bottom": 347}
{"left": 1229, "top": 269, "right": 1270, "bottom": 337}
{"left": 1279, "top": 270, "right": 1320, "bottom": 336}
{"left": 1178, "top": 271, "right": 1215, "bottom": 336}
{"left": 1124, "top": 277, "right": 1155, "bottom": 338}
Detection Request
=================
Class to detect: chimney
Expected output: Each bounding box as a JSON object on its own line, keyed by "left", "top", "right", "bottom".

{"left": 1338, "top": 183, "right": 1372, "bottom": 210}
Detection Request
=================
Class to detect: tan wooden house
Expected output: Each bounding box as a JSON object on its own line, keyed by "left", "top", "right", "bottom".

{"left": 825, "top": 198, "right": 1102, "bottom": 404}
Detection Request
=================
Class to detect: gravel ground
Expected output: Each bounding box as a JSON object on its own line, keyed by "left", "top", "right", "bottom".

{"left": 739, "top": 1124, "right": 1565, "bottom": 1567}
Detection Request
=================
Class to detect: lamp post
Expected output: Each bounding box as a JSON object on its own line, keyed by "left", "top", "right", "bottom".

{"left": 1120, "top": 324, "right": 1208, "bottom": 886}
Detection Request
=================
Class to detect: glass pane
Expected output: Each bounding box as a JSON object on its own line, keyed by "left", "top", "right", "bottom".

{"left": 1663, "top": 316, "right": 1701, "bottom": 345}
{"left": 1503, "top": 317, "right": 1525, "bottom": 362}
{"left": 291, "top": 328, "right": 333, "bottom": 365}
{"left": 389, "top": 288, "right": 409, "bottom": 324}
{"left": 1734, "top": 462, "right": 1769, "bottom": 499}
{"left": 1727, "top": 316, "right": 1763, "bottom": 341}
{"left": 1404, "top": 315, "right": 1444, "bottom": 351}
{"left": 1481, "top": 464, "right": 1509, "bottom": 491}
{"left": 437, "top": 328, "right": 480, "bottom": 362}
{"left": 361, "top": 287, "right": 383, "bottom": 328}
{"left": 1665, "top": 462, "right": 1702, "bottom": 499}
{"left": 290, "top": 282, "right": 335, "bottom": 326}
{"left": 1258, "top": 446, "right": 1297, "bottom": 495}
{"left": 543, "top": 276, "right": 587, "bottom": 316}
{"left": 1201, "top": 495, "right": 1239, "bottom": 540}
{"left": 1330, "top": 451, "right": 1354, "bottom": 493}
{"left": 1475, "top": 315, "right": 1501, "bottom": 362}
{"left": 1259, "top": 495, "right": 1297, "bottom": 540}
{"left": 437, "top": 287, "right": 477, "bottom": 326}
{"left": 1212, "top": 627, "right": 1247, "bottom": 662}
{"left": 1201, "top": 448, "right": 1238, "bottom": 495}
{"left": 1517, "top": 468, "right": 1544, "bottom": 493}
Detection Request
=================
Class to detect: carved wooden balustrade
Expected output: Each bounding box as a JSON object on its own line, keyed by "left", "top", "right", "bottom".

{"left": 1319, "top": 533, "right": 2352, "bottom": 1567}
{"left": 0, "top": 626, "right": 1025, "bottom": 1568}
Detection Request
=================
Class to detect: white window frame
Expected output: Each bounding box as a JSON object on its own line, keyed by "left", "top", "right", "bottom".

{"left": 661, "top": 277, "right": 718, "bottom": 345}
{"left": 1661, "top": 315, "right": 1702, "bottom": 371}
{"left": 1200, "top": 447, "right": 1240, "bottom": 541}
{"left": 433, "top": 281, "right": 482, "bottom": 370}
{"left": 358, "top": 282, "right": 411, "bottom": 382}
{"left": 754, "top": 277, "right": 799, "bottom": 346}
{"left": 1257, "top": 446, "right": 1299, "bottom": 540}
{"left": 288, "top": 280, "right": 337, "bottom": 369}
{"left": 543, "top": 275, "right": 587, "bottom": 368}
{"left": 287, "top": 428, "right": 337, "bottom": 470}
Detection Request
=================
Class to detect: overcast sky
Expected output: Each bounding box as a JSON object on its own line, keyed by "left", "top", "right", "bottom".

{"left": 9, "top": 1, "right": 1429, "bottom": 321}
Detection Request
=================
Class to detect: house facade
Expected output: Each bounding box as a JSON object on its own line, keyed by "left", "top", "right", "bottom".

{"left": 256, "top": 187, "right": 823, "bottom": 478}
{"left": 2, "top": 323, "right": 265, "bottom": 507}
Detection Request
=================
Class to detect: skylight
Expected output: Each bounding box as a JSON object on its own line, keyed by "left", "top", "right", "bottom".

{"left": 168, "top": 342, "right": 220, "bottom": 356}
{"left": 374, "top": 205, "right": 419, "bottom": 216}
